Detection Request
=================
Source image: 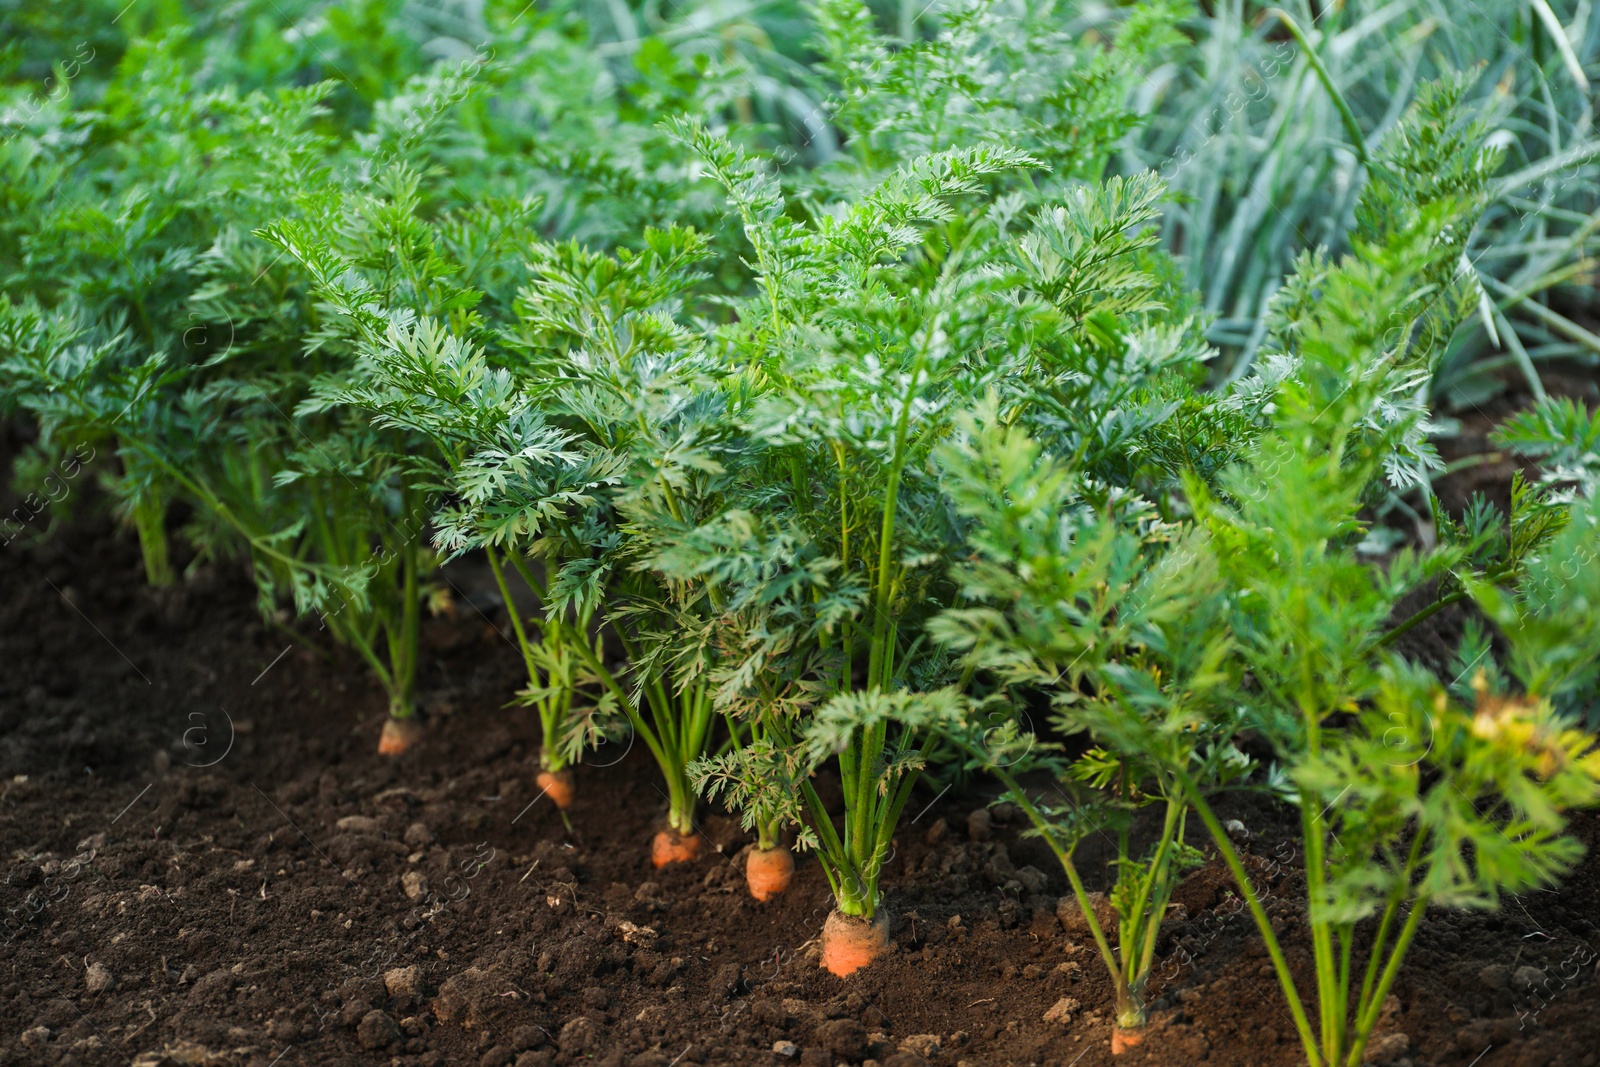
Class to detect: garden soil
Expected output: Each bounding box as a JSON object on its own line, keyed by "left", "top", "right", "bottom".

{"left": 4, "top": 396, "right": 1600, "bottom": 1067}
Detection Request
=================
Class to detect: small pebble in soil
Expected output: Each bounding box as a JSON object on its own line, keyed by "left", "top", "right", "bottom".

{"left": 84, "top": 961, "right": 115, "bottom": 994}
{"left": 966, "top": 808, "right": 993, "bottom": 842}
{"left": 1056, "top": 892, "right": 1112, "bottom": 937}
{"left": 772, "top": 1040, "right": 799, "bottom": 1058}
{"left": 1479, "top": 963, "right": 1511, "bottom": 990}
{"left": 558, "top": 1016, "right": 596, "bottom": 1052}
{"left": 1015, "top": 865, "right": 1048, "bottom": 894}
{"left": 1042, "top": 998, "right": 1079, "bottom": 1026}
{"left": 356, "top": 1010, "right": 401, "bottom": 1050}
{"left": 1512, "top": 965, "right": 1547, "bottom": 992}
{"left": 816, "top": 1019, "right": 868, "bottom": 1060}
{"left": 384, "top": 965, "right": 423, "bottom": 1001}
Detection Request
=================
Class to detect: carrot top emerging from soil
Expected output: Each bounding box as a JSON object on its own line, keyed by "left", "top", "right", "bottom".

{"left": 536, "top": 768, "right": 575, "bottom": 811}
{"left": 744, "top": 845, "right": 794, "bottom": 902}
{"left": 651, "top": 829, "right": 701, "bottom": 868}
{"left": 377, "top": 716, "right": 423, "bottom": 756}
{"left": 820, "top": 910, "right": 889, "bottom": 978}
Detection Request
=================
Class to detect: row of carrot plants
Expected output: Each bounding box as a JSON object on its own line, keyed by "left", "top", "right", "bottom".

{"left": 5, "top": 4, "right": 1600, "bottom": 1064}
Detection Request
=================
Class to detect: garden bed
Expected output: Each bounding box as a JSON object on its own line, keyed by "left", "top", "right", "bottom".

{"left": 3, "top": 432, "right": 1598, "bottom": 1067}
{"left": 6, "top": 1, "right": 1600, "bottom": 1063}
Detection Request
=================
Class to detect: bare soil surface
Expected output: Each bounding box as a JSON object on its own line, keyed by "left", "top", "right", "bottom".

{"left": 3, "top": 406, "right": 1600, "bottom": 1067}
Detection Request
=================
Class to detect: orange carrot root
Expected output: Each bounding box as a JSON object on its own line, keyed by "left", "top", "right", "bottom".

{"left": 377, "top": 716, "right": 422, "bottom": 756}
{"left": 745, "top": 846, "right": 794, "bottom": 901}
{"left": 821, "top": 909, "right": 888, "bottom": 977}
{"left": 1111, "top": 1027, "right": 1145, "bottom": 1055}
{"left": 651, "top": 829, "right": 701, "bottom": 868}
{"left": 536, "top": 768, "right": 576, "bottom": 810}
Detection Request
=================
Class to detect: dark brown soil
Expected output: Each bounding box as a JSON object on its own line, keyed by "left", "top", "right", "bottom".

{"left": 3, "top": 407, "right": 1600, "bottom": 1067}
{"left": 1433, "top": 366, "right": 1600, "bottom": 517}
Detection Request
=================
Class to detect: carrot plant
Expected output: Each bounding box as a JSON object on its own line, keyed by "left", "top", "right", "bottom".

{"left": 1165, "top": 82, "right": 1600, "bottom": 1067}
{"left": 295, "top": 226, "right": 733, "bottom": 812}
{"left": 1, "top": 51, "right": 540, "bottom": 752}
{"left": 931, "top": 406, "right": 1242, "bottom": 1054}
{"left": 622, "top": 0, "right": 1198, "bottom": 968}
{"left": 922, "top": 170, "right": 1257, "bottom": 1049}
{"left": 0, "top": 37, "right": 335, "bottom": 586}
{"left": 656, "top": 126, "right": 1037, "bottom": 966}
{"left": 287, "top": 307, "right": 625, "bottom": 796}
{"left": 232, "top": 19, "right": 808, "bottom": 761}
{"left": 483, "top": 225, "right": 745, "bottom": 861}
{"left": 920, "top": 73, "right": 1600, "bottom": 1058}
{"left": 232, "top": 63, "right": 536, "bottom": 752}
{"left": 1, "top": 0, "right": 835, "bottom": 759}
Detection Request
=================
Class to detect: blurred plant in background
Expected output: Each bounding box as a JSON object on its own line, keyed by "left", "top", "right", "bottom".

{"left": 1129, "top": 0, "right": 1599, "bottom": 408}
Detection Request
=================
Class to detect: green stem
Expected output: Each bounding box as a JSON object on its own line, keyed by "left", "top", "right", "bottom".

{"left": 866, "top": 325, "right": 932, "bottom": 691}
{"left": 1116, "top": 762, "right": 1135, "bottom": 974}
{"left": 1372, "top": 563, "right": 1517, "bottom": 651}
{"left": 851, "top": 721, "right": 883, "bottom": 871}
{"left": 103, "top": 426, "right": 352, "bottom": 596}
{"left": 1266, "top": 8, "right": 1370, "bottom": 166}
{"left": 995, "top": 769, "right": 1127, "bottom": 1009}
{"left": 1372, "top": 589, "right": 1470, "bottom": 651}
{"left": 539, "top": 677, "right": 573, "bottom": 772}
{"left": 669, "top": 684, "right": 716, "bottom": 833}
{"left": 1175, "top": 764, "right": 1323, "bottom": 1066}
{"left": 756, "top": 813, "right": 780, "bottom": 853}
{"left": 571, "top": 638, "right": 669, "bottom": 772}
{"left": 1336, "top": 927, "right": 1353, "bottom": 1062}
{"left": 1345, "top": 900, "right": 1428, "bottom": 1067}
{"left": 384, "top": 527, "right": 420, "bottom": 719}
{"left": 1356, "top": 894, "right": 1404, "bottom": 1027}
{"left": 1293, "top": 644, "right": 1339, "bottom": 1063}
{"left": 1135, "top": 806, "right": 1187, "bottom": 990}
{"left": 486, "top": 546, "right": 538, "bottom": 677}
{"left": 573, "top": 631, "right": 709, "bottom": 836}
{"left": 1123, "top": 796, "right": 1184, "bottom": 1017}
{"left": 801, "top": 777, "right": 848, "bottom": 895}
{"left": 1304, "top": 794, "right": 1339, "bottom": 1063}
{"left": 345, "top": 624, "right": 396, "bottom": 700}
{"left": 506, "top": 550, "right": 550, "bottom": 603}
{"left": 834, "top": 442, "right": 854, "bottom": 692}
{"left": 130, "top": 492, "right": 174, "bottom": 587}
{"left": 1356, "top": 834, "right": 1426, "bottom": 1029}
